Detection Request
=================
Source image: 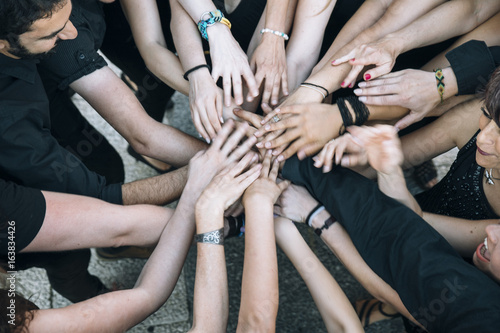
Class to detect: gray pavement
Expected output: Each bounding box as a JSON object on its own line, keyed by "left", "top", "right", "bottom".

{"left": 3, "top": 63, "right": 458, "bottom": 332}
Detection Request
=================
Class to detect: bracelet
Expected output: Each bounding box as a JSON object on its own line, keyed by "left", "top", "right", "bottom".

{"left": 220, "top": 17, "right": 232, "bottom": 29}
{"left": 336, "top": 97, "right": 354, "bottom": 135}
{"left": 346, "top": 96, "right": 370, "bottom": 126}
{"left": 434, "top": 68, "right": 445, "bottom": 103}
{"left": 301, "top": 82, "right": 329, "bottom": 98}
{"left": 260, "top": 28, "right": 289, "bottom": 41}
{"left": 314, "top": 216, "right": 336, "bottom": 236}
{"left": 300, "top": 84, "right": 326, "bottom": 99}
{"left": 183, "top": 64, "right": 211, "bottom": 81}
{"left": 195, "top": 228, "right": 224, "bottom": 245}
{"left": 197, "top": 10, "right": 224, "bottom": 41}
{"left": 305, "top": 204, "right": 325, "bottom": 227}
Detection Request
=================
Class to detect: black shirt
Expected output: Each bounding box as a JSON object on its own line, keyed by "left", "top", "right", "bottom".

{"left": 446, "top": 39, "right": 500, "bottom": 95}
{"left": 0, "top": 53, "right": 122, "bottom": 203}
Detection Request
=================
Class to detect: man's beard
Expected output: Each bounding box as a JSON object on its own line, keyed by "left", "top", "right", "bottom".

{"left": 8, "top": 36, "right": 59, "bottom": 60}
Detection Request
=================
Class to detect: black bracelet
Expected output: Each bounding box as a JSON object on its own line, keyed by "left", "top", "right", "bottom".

{"left": 183, "top": 64, "right": 211, "bottom": 81}
{"left": 345, "top": 96, "right": 370, "bottom": 126}
{"left": 336, "top": 97, "right": 354, "bottom": 135}
{"left": 301, "top": 82, "right": 329, "bottom": 97}
{"left": 305, "top": 203, "right": 324, "bottom": 227}
{"left": 314, "top": 216, "right": 336, "bottom": 236}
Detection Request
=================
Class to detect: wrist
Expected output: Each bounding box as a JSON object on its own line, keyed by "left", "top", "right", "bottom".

{"left": 310, "top": 209, "right": 331, "bottom": 229}
{"left": 207, "top": 23, "right": 232, "bottom": 41}
{"left": 195, "top": 205, "right": 224, "bottom": 233}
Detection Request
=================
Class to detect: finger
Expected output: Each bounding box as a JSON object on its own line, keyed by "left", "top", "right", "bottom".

{"left": 228, "top": 137, "right": 258, "bottom": 165}
{"left": 297, "top": 142, "right": 324, "bottom": 160}
{"left": 216, "top": 90, "right": 224, "bottom": 125}
{"left": 261, "top": 102, "right": 274, "bottom": 115}
{"left": 211, "top": 119, "right": 235, "bottom": 150}
{"left": 394, "top": 113, "right": 421, "bottom": 131}
{"left": 192, "top": 109, "right": 210, "bottom": 143}
{"left": 243, "top": 67, "right": 259, "bottom": 102}
{"left": 270, "top": 77, "right": 281, "bottom": 106}
{"left": 277, "top": 179, "right": 290, "bottom": 192}
{"left": 273, "top": 205, "right": 283, "bottom": 217}
{"left": 362, "top": 63, "right": 394, "bottom": 81}
{"left": 261, "top": 150, "right": 273, "bottom": 177}
{"left": 230, "top": 150, "right": 258, "bottom": 177}
{"left": 223, "top": 74, "right": 233, "bottom": 107}
{"left": 232, "top": 73, "right": 244, "bottom": 106}
{"left": 207, "top": 102, "right": 223, "bottom": 135}
{"left": 331, "top": 50, "right": 356, "bottom": 66}
{"left": 262, "top": 127, "right": 301, "bottom": 150}
{"left": 261, "top": 108, "right": 280, "bottom": 125}
{"left": 221, "top": 121, "right": 249, "bottom": 156}
{"left": 261, "top": 77, "right": 274, "bottom": 106}
{"left": 341, "top": 65, "right": 364, "bottom": 88}
{"left": 269, "top": 157, "right": 280, "bottom": 181}
{"left": 357, "top": 95, "right": 403, "bottom": 106}
{"left": 236, "top": 163, "right": 262, "bottom": 188}
{"left": 278, "top": 139, "right": 304, "bottom": 161}
{"left": 199, "top": 106, "right": 217, "bottom": 141}
{"left": 271, "top": 142, "right": 288, "bottom": 159}
{"left": 256, "top": 116, "right": 300, "bottom": 139}
{"left": 281, "top": 71, "right": 289, "bottom": 97}
{"left": 340, "top": 153, "right": 367, "bottom": 167}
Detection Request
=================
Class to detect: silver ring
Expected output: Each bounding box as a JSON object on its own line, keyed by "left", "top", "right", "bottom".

{"left": 272, "top": 115, "right": 281, "bottom": 123}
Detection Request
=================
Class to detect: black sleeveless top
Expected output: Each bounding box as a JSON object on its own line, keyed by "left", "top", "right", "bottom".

{"left": 415, "top": 131, "right": 499, "bottom": 220}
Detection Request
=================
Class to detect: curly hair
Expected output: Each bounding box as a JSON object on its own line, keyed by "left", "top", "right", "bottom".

{"left": 482, "top": 66, "right": 500, "bottom": 127}
{"left": 0, "top": 288, "right": 39, "bottom": 333}
{"left": 0, "top": 0, "right": 67, "bottom": 45}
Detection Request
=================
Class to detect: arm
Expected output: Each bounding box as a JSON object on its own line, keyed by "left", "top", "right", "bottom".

{"left": 237, "top": 154, "right": 289, "bottom": 332}
{"left": 273, "top": 217, "right": 365, "bottom": 332}
{"left": 174, "top": 0, "right": 259, "bottom": 106}
{"left": 120, "top": 0, "right": 189, "bottom": 95}
{"left": 70, "top": 66, "right": 207, "bottom": 166}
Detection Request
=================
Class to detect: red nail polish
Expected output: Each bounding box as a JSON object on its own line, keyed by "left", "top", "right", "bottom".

{"left": 364, "top": 74, "right": 371, "bottom": 81}
{"left": 351, "top": 58, "right": 355, "bottom": 61}
{"left": 341, "top": 81, "right": 345, "bottom": 87}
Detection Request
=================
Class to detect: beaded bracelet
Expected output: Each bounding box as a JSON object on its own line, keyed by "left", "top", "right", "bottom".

{"left": 198, "top": 10, "right": 226, "bottom": 41}
{"left": 183, "top": 64, "right": 211, "bottom": 81}
{"left": 434, "top": 68, "right": 445, "bottom": 103}
{"left": 260, "top": 28, "right": 289, "bottom": 41}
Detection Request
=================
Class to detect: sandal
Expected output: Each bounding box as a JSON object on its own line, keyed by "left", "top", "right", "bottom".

{"left": 356, "top": 299, "right": 401, "bottom": 328}
{"left": 226, "top": 214, "right": 245, "bottom": 239}
{"left": 413, "top": 160, "right": 438, "bottom": 190}
{"left": 127, "top": 146, "right": 175, "bottom": 174}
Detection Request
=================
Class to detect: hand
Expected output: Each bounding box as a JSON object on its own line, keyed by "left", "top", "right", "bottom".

{"left": 243, "top": 151, "right": 290, "bottom": 205}
{"left": 187, "top": 119, "right": 258, "bottom": 192}
{"left": 313, "top": 133, "right": 367, "bottom": 173}
{"left": 274, "top": 184, "right": 318, "bottom": 223}
{"left": 254, "top": 103, "right": 341, "bottom": 161}
{"left": 197, "top": 152, "right": 262, "bottom": 213}
{"left": 346, "top": 125, "right": 403, "bottom": 175}
{"left": 208, "top": 25, "right": 259, "bottom": 107}
{"left": 250, "top": 34, "right": 289, "bottom": 107}
{"left": 331, "top": 36, "right": 402, "bottom": 89}
{"left": 353, "top": 69, "right": 440, "bottom": 130}
{"left": 188, "top": 69, "right": 223, "bottom": 142}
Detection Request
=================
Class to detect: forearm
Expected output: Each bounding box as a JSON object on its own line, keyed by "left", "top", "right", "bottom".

{"left": 422, "top": 212, "right": 494, "bottom": 257}
{"left": 122, "top": 166, "right": 188, "bottom": 205}
{"left": 191, "top": 206, "right": 228, "bottom": 332}
{"left": 389, "top": 0, "right": 500, "bottom": 56}
{"left": 238, "top": 200, "right": 278, "bottom": 332}
{"left": 274, "top": 217, "right": 364, "bottom": 333}
{"left": 377, "top": 169, "right": 423, "bottom": 216}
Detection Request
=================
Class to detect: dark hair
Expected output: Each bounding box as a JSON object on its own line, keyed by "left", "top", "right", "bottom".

{"left": 0, "top": 0, "right": 67, "bottom": 44}
{"left": 483, "top": 66, "right": 500, "bottom": 127}
{"left": 0, "top": 288, "right": 39, "bottom": 333}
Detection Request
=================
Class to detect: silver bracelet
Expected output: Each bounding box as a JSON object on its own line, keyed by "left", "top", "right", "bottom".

{"left": 195, "top": 228, "right": 224, "bottom": 245}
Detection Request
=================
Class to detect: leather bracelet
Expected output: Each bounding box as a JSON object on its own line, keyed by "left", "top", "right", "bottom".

{"left": 314, "top": 216, "right": 336, "bottom": 236}
{"left": 183, "top": 64, "right": 211, "bottom": 81}
{"left": 195, "top": 228, "right": 224, "bottom": 245}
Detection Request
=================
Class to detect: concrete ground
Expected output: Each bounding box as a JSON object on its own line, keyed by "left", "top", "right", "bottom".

{"left": 3, "top": 63, "right": 458, "bottom": 332}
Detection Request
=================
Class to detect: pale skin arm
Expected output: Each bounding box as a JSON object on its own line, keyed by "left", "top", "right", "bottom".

{"left": 70, "top": 66, "right": 207, "bottom": 167}
{"left": 335, "top": 0, "right": 500, "bottom": 86}
{"left": 119, "top": 0, "right": 189, "bottom": 95}
{"left": 273, "top": 217, "right": 364, "bottom": 333}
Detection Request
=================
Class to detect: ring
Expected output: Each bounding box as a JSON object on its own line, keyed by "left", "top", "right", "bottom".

{"left": 272, "top": 115, "right": 281, "bottom": 123}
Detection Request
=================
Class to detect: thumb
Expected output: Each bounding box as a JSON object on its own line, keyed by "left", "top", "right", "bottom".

{"left": 395, "top": 112, "right": 421, "bottom": 131}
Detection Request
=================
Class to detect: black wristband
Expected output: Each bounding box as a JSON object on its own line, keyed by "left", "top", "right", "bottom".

{"left": 337, "top": 97, "right": 354, "bottom": 135}
{"left": 301, "top": 82, "right": 330, "bottom": 97}
{"left": 183, "top": 64, "right": 211, "bottom": 81}
{"left": 314, "top": 216, "right": 336, "bottom": 236}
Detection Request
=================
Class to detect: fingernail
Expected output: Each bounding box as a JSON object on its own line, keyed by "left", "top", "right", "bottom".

{"left": 220, "top": 117, "right": 224, "bottom": 123}
{"left": 251, "top": 154, "right": 258, "bottom": 163}
{"left": 353, "top": 89, "right": 362, "bottom": 95}
{"left": 206, "top": 138, "right": 211, "bottom": 144}
{"left": 256, "top": 142, "right": 263, "bottom": 148}
{"left": 350, "top": 58, "right": 355, "bottom": 62}
{"left": 254, "top": 131, "right": 261, "bottom": 137}
{"left": 358, "top": 96, "right": 367, "bottom": 102}
{"left": 324, "top": 166, "right": 331, "bottom": 173}
{"left": 297, "top": 151, "right": 305, "bottom": 160}
{"left": 272, "top": 100, "right": 278, "bottom": 105}
{"left": 341, "top": 81, "right": 345, "bottom": 87}
{"left": 275, "top": 108, "right": 281, "bottom": 113}
{"left": 277, "top": 155, "right": 284, "bottom": 162}
{"left": 272, "top": 150, "right": 279, "bottom": 156}
{"left": 265, "top": 142, "right": 272, "bottom": 149}
{"left": 349, "top": 83, "right": 354, "bottom": 88}
{"left": 198, "top": 133, "right": 202, "bottom": 138}
{"left": 331, "top": 60, "right": 337, "bottom": 65}
{"left": 264, "top": 125, "right": 271, "bottom": 131}
{"left": 364, "top": 74, "right": 371, "bottom": 81}
{"left": 358, "top": 82, "right": 366, "bottom": 88}
{"left": 234, "top": 108, "right": 241, "bottom": 112}
{"left": 262, "top": 103, "right": 268, "bottom": 109}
